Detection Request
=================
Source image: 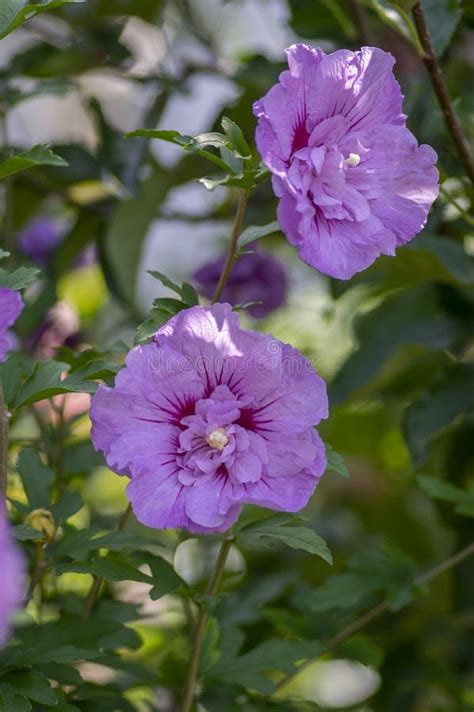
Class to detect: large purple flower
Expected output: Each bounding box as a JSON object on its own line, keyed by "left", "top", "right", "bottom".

{"left": 193, "top": 246, "right": 287, "bottom": 319}
{"left": 91, "top": 304, "right": 328, "bottom": 533}
{"left": 0, "top": 288, "right": 24, "bottom": 362}
{"left": 0, "top": 505, "right": 25, "bottom": 647}
{"left": 254, "top": 44, "right": 439, "bottom": 279}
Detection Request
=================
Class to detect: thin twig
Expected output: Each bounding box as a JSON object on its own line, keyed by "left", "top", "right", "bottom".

{"left": 347, "top": 0, "right": 373, "bottom": 45}
{"left": 412, "top": 2, "right": 474, "bottom": 185}
{"left": 180, "top": 535, "right": 235, "bottom": 712}
{"left": 80, "top": 503, "right": 133, "bottom": 619}
{"left": 0, "top": 384, "right": 8, "bottom": 504}
{"left": 211, "top": 191, "right": 248, "bottom": 304}
{"left": 276, "top": 540, "right": 474, "bottom": 691}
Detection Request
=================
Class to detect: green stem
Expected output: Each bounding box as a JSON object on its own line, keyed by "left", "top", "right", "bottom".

{"left": 276, "top": 540, "right": 474, "bottom": 692}
{"left": 0, "top": 383, "right": 8, "bottom": 504}
{"left": 412, "top": 2, "right": 474, "bottom": 185}
{"left": 211, "top": 190, "right": 248, "bottom": 304}
{"left": 80, "top": 503, "right": 132, "bottom": 619}
{"left": 180, "top": 534, "right": 235, "bottom": 712}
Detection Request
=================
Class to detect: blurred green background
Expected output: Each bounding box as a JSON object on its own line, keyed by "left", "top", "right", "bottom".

{"left": 1, "top": 0, "right": 474, "bottom": 710}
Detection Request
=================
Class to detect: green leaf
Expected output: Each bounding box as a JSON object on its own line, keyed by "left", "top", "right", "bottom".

{"left": 181, "top": 282, "right": 199, "bottom": 306}
{"left": 211, "top": 635, "right": 322, "bottom": 693}
{"left": 11, "top": 523, "right": 44, "bottom": 541}
{"left": 144, "top": 552, "right": 186, "bottom": 600}
{"left": 422, "top": 0, "right": 462, "bottom": 56}
{"left": 417, "top": 474, "right": 474, "bottom": 517}
{"left": 199, "top": 617, "right": 221, "bottom": 675}
{"left": 17, "top": 447, "right": 54, "bottom": 510}
{"left": 238, "top": 513, "right": 332, "bottom": 565}
{"left": 51, "top": 492, "right": 84, "bottom": 524}
{"left": 339, "top": 635, "right": 384, "bottom": 668}
{"left": 292, "top": 547, "right": 415, "bottom": 614}
{"left": 0, "top": 686, "right": 31, "bottom": 712}
{"left": 221, "top": 116, "right": 252, "bottom": 159}
{"left": 0, "top": 0, "right": 85, "bottom": 39}
{"left": 325, "top": 442, "right": 349, "bottom": 478}
{"left": 126, "top": 128, "right": 231, "bottom": 172}
{"left": 403, "top": 362, "right": 474, "bottom": 463}
{"left": 56, "top": 552, "right": 152, "bottom": 583}
{"left": 53, "top": 527, "right": 157, "bottom": 558}
{"left": 134, "top": 308, "right": 172, "bottom": 345}
{"left": 371, "top": 1, "right": 422, "bottom": 51}
{"left": 238, "top": 220, "right": 280, "bottom": 249}
{"left": 0, "top": 266, "right": 40, "bottom": 290}
{"left": 147, "top": 271, "right": 183, "bottom": 296}
{"left": 371, "top": 235, "right": 474, "bottom": 290}
{"left": 330, "top": 285, "right": 469, "bottom": 405}
{"left": 0, "top": 145, "right": 67, "bottom": 180}
{"left": 1, "top": 670, "right": 56, "bottom": 706}
{"left": 8, "top": 357, "right": 105, "bottom": 411}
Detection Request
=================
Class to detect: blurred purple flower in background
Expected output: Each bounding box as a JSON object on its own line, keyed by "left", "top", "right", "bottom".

{"left": 0, "top": 288, "right": 24, "bottom": 362}
{"left": 0, "top": 505, "right": 25, "bottom": 647}
{"left": 17, "top": 216, "right": 64, "bottom": 266}
{"left": 91, "top": 304, "right": 328, "bottom": 534}
{"left": 193, "top": 246, "right": 288, "bottom": 318}
{"left": 254, "top": 44, "right": 439, "bottom": 279}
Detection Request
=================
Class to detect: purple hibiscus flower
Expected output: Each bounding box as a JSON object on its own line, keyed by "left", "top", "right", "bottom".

{"left": 0, "top": 288, "right": 24, "bottom": 362}
{"left": 0, "top": 505, "right": 25, "bottom": 647}
{"left": 18, "top": 217, "right": 64, "bottom": 266}
{"left": 193, "top": 247, "right": 288, "bottom": 319}
{"left": 253, "top": 44, "right": 439, "bottom": 280}
{"left": 91, "top": 303, "right": 328, "bottom": 534}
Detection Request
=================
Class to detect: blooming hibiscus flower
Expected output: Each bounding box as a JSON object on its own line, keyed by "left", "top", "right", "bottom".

{"left": 254, "top": 44, "right": 439, "bottom": 279}
{"left": 0, "top": 505, "right": 25, "bottom": 647}
{"left": 0, "top": 288, "right": 24, "bottom": 362}
{"left": 91, "top": 304, "right": 328, "bottom": 533}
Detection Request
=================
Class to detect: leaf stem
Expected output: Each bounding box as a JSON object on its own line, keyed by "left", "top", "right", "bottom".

{"left": 412, "top": 2, "right": 474, "bottom": 185}
{"left": 180, "top": 534, "right": 235, "bottom": 712}
{"left": 80, "top": 503, "right": 132, "bottom": 619}
{"left": 211, "top": 190, "right": 248, "bottom": 304}
{"left": 276, "top": 540, "right": 474, "bottom": 691}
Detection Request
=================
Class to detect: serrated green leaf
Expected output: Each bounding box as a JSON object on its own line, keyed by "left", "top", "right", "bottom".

{"left": 148, "top": 270, "right": 183, "bottom": 296}
{"left": 0, "top": 145, "right": 67, "bottom": 179}
{"left": 0, "top": 266, "right": 40, "bottom": 290}
{"left": 238, "top": 514, "right": 332, "bottom": 564}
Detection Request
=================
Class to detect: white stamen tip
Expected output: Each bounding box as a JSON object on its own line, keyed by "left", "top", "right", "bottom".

{"left": 206, "top": 428, "right": 229, "bottom": 451}
{"left": 344, "top": 152, "right": 361, "bottom": 168}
